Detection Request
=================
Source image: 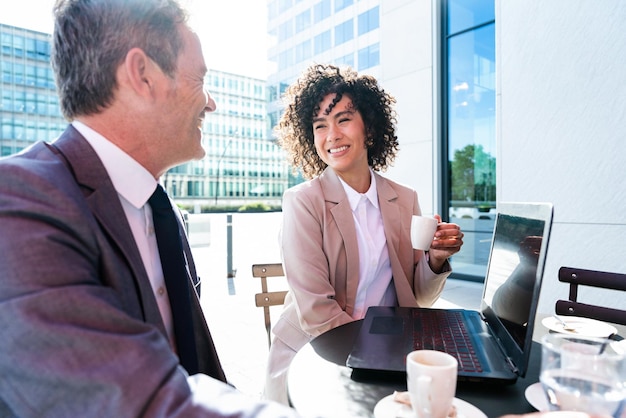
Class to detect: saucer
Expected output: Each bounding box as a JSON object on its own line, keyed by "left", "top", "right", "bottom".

{"left": 373, "top": 394, "right": 487, "bottom": 418}
{"left": 524, "top": 382, "right": 549, "bottom": 412}
{"left": 541, "top": 316, "right": 618, "bottom": 338}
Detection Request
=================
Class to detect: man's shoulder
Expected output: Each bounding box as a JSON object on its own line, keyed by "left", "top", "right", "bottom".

{"left": 0, "top": 141, "right": 83, "bottom": 207}
{"left": 0, "top": 141, "right": 65, "bottom": 180}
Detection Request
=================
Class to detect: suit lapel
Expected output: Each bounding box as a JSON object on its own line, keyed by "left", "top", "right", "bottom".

{"left": 376, "top": 172, "right": 401, "bottom": 258}
{"left": 319, "top": 168, "right": 360, "bottom": 315}
{"left": 53, "top": 127, "right": 227, "bottom": 381}
{"left": 377, "top": 174, "right": 420, "bottom": 307}
{"left": 51, "top": 127, "right": 165, "bottom": 333}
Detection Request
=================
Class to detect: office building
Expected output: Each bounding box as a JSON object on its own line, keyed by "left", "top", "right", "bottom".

{"left": 266, "top": 0, "right": 626, "bottom": 314}
{"left": 0, "top": 24, "right": 64, "bottom": 156}
{"left": 169, "top": 69, "right": 288, "bottom": 209}
{"left": 266, "top": 0, "right": 382, "bottom": 132}
{"left": 0, "top": 23, "right": 289, "bottom": 209}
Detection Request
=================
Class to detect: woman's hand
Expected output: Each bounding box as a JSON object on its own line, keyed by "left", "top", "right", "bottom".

{"left": 427, "top": 215, "right": 464, "bottom": 273}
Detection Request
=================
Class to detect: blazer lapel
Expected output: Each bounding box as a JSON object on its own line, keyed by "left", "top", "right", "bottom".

{"left": 376, "top": 173, "right": 420, "bottom": 307}
{"left": 51, "top": 127, "right": 166, "bottom": 333}
{"left": 319, "top": 168, "right": 360, "bottom": 315}
{"left": 376, "top": 172, "right": 401, "bottom": 256}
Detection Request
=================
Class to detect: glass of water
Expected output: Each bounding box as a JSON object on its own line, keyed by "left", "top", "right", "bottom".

{"left": 540, "top": 333, "right": 626, "bottom": 417}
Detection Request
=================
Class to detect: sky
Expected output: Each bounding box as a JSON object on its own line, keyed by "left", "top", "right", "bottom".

{"left": 0, "top": 0, "right": 273, "bottom": 80}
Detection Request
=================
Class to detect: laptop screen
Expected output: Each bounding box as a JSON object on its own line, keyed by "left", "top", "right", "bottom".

{"left": 480, "top": 202, "right": 553, "bottom": 372}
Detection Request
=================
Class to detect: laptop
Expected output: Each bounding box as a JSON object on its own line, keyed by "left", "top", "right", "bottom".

{"left": 346, "top": 202, "right": 554, "bottom": 384}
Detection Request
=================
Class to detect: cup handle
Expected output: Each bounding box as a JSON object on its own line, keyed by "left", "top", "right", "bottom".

{"left": 417, "top": 375, "right": 432, "bottom": 418}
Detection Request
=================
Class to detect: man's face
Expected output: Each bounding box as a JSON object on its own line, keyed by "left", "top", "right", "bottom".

{"left": 157, "top": 26, "right": 215, "bottom": 170}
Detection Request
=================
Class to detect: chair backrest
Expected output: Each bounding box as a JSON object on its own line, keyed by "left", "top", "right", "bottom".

{"left": 555, "top": 266, "right": 626, "bottom": 326}
{"left": 251, "top": 263, "right": 288, "bottom": 347}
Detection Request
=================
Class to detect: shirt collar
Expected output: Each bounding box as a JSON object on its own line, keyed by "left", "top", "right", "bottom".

{"left": 72, "top": 120, "right": 157, "bottom": 208}
{"left": 338, "top": 168, "right": 379, "bottom": 211}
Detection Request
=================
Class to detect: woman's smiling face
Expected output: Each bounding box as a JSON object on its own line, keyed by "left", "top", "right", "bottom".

{"left": 312, "top": 93, "right": 370, "bottom": 178}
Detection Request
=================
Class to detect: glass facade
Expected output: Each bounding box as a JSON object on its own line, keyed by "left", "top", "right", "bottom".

{"left": 0, "top": 23, "right": 288, "bottom": 208}
{"left": 267, "top": 0, "right": 382, "bottom": 149}
{"left": 176, "top": 69, "right": 289, "bottom": 206}
{"left": 0, "top": 24, "right": 64, "bottom": 157}
{"left": 443, "top": 0, "right": 496, "bottom": 280}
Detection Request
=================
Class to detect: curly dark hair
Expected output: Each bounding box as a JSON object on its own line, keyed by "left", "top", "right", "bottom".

{"left": 275, "top": 64, "right": 399, "bottom": 180}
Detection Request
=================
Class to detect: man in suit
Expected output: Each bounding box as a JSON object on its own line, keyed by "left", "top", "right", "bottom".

{"left": 0, "top": 0, "right": 299, "bottom": 416}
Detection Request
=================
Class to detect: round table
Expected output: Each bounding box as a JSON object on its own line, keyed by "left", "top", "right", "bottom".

{"left": 288, "top": 320, "right": 542, "bottom": 418}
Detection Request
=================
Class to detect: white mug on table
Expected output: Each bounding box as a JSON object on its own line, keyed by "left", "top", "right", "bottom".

{"left": 406, "top": 349, "right": 458, "bottom": 418}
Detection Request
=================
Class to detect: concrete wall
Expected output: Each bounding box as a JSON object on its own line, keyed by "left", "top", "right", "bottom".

{"left": 382, "top": 0, "right": 625, "bottom": 317}
{"left": 380, "top": 0, "right": 439, "bottom": 217}
{"left": 496, "top": 0, "right": 626, "bottom": 315}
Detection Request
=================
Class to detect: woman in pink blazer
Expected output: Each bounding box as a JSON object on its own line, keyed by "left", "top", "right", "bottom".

{"left": 264, "top": 64, "right": 464, "bottom": 404}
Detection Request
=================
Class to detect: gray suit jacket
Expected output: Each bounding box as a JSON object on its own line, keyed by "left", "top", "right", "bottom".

{"left": 0, "top": 127, "right": 298, "bottom": 417}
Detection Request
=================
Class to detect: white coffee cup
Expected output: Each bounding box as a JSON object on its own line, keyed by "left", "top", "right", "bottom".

{"left": 410, "top": 215, "right": 438, "bottom": 250}
{"left": 406, "top": 350, "right": 458, "bottom": 418}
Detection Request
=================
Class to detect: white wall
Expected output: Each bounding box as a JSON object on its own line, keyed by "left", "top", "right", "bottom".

{"left": 496, "top": 0, "right": 626, "bottom": 315}
{"left": 382, "top": 0, "right": 626, "bottom": 317}
{"left": 380, "top": 0, "right": 439, "bottom": 217}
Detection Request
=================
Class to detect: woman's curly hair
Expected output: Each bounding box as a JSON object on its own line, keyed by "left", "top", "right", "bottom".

{"left": 275, "top": 64, "right": 399, "bottom": 180}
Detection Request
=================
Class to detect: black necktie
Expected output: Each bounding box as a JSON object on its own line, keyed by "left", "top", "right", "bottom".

{"left": 148, "top": 185, "right": 199, "bottom": 374}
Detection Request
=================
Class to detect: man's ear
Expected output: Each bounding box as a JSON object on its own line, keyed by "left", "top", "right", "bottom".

{"left": 123, "top": 48, "right": 158, "bottom": 97}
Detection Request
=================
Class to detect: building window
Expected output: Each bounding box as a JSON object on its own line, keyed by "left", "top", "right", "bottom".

{"left": 278, "top": 20, "right": 293, "bottom": 42}
{"left": 335, "top": 0, "right": 353, "bottom": 13}
{"left": 295, "top": 10, "right": 311, "bottom": 33}
{"left": 358, "top": 6, "right": 379, "bottom": 36}
{"left": 334, "top": 53, "right": 354, "bottom": 68}
{"left": 295, "top": 40, "right": 311, "bottom": 63}
{"left": 443, "top": 0, "right": 495, "bottom": 281}
{"left": 1, "top": 33, "right": 12, "bottom": 55}
{"left": 334, "top": 19, "right": 353, "bottom": 46}
{"left": 357, "top": 43, "right": 379, "bottom": 70}
{"left": 314, "top": 30, "right": 331, "bottom": 55}
{"left": 313, "top": 0, "right": 331, "bottom": 23}
{"left": 278, "top": 48, "right": 294, "bottom": 70}
{"left": 278, "top": 0, "right": 292, "bottom": 14}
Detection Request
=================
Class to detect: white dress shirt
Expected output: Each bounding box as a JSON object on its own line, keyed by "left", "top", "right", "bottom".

{"left": 339, "top": 170, "right": 395, "bottom": 319}
{"left": 71, "top": 121, "right": 175, "bottom": 348}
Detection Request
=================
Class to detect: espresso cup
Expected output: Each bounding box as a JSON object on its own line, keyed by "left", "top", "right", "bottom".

{"left": 406, "top": 350, "right": 458, "bottom": 418}
{"left": 411, "top": 215, "right": 438, "bottom": 250}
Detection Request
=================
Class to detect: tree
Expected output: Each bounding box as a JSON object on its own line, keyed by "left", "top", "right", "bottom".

{"left": 450, "top": 144, "right": 496, "bottom": 204}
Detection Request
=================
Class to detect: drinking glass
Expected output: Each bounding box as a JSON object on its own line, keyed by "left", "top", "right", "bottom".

{"left": 540, "top": 333, "right": 626, "bottom": 417}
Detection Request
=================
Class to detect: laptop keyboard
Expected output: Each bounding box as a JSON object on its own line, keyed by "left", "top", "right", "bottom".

{"left": 411, "top": 310, "right": 483, "bottom": 373}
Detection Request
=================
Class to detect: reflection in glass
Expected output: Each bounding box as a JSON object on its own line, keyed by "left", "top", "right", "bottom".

{"left": 445, "top": 13, "right": 495, "bottom": 280}
{"left": 483, "top": 215, "right": 545, "bottom": 348}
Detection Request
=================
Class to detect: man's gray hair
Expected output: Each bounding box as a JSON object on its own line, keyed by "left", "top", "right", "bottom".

{"left": 52, "top": 0, "right": 188, "bottom": 120}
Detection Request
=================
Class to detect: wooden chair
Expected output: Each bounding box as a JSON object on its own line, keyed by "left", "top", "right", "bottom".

{"left": 555, "top": 266, "right": 626, "bottom": 326}
{"left": 251, "top": 263, "right": 288, "bottom": 347}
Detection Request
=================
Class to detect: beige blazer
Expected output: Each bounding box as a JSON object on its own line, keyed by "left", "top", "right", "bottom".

{"left": 273, "top": 168, "right": 450, "bottom": 351}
